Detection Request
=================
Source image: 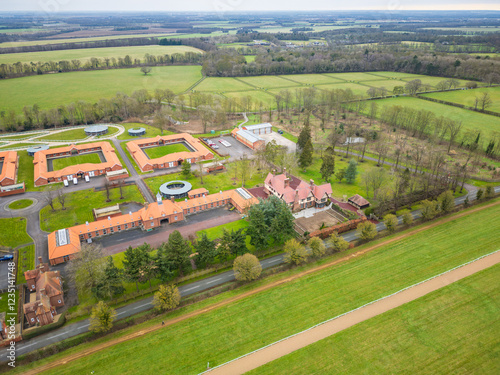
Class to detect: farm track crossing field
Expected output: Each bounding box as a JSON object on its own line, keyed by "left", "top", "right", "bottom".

{"left": 422, "top": 86, "right": 500, "bottom": 113}
{"left": 0, "top": 45, "right": 203, "bottom": 65}
{"left": 369, "top": 96, "right": 500, "bottom": 136}
{"left": 249, "top": 264, "right": 500, "bottom": 375}
{"left": 0, "top": 65, "right": 203, "bottom": 113}
{"left": 143, "top": 143, "right": 191, "bottom": 159}
{"left": 22, "top": 202, "right": 500, "bottom": 375}
{"left": 51, "top": 153, "right": 102, "bottom": 171}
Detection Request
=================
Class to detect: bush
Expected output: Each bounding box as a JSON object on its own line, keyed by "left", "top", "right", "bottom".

{"left": 438, "top": 190, "right": 454, "bottom": 213}
{"left": 283, "top": 239, "right": 308, "bottom": 265}
{"left": 485, "top": 185, "right": 494, "bottom": 198}
{"left": 308, "top": 237, "right": 326, "bottom": 258}
{"left": 383, "top": 214, "right": 398, "bottom": 233}
{"left": 152, "top": 284, "right": 181, "bottom": 311}
{"left": 328, "top": 232, "right": 350, "bottom": 253}
{"left": 420, "top": 200, "right": 438, "bottom": 221}
{"left": 476, "top": 189, "right": 484, "bottom": 201}
{"left": 233, "top": 253, "right": 262, "bottom": 281}
{"left": 401, "top": 209, "right": 413, "bottom": 226}
{"left": 357, "top": 221, "right": 377, "bottom": 241}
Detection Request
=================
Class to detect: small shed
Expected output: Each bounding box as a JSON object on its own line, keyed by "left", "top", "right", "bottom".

{"left": 348, "top": 194, "right": 370, "bottom": 209}
{"left": 203, "top": 161, "right": 226, "bottom": 173}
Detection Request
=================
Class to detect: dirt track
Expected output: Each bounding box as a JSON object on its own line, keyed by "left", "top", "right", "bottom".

{"left": 206, "top": 250, "right": 500, "bottom": 374}
{"left": 20, "top": 201, "right": 499, "bottom": 375}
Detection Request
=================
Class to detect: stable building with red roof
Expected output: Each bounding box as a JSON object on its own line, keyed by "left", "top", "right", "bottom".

{"left": 33, "top": 142, "right": 122, "bottom": 186}
{"left": 0, "top": 150, "right": 25, "bottom": 196}
{"left": 126, "top": 133, "right": 214, "bottom": 172}
{"left": 47, "top": 188, "right": 258, "bottom": 265}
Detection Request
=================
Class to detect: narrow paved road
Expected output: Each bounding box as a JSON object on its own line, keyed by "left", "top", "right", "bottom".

{"left": 10, "top": 187, "right": 499, "bottom": 357}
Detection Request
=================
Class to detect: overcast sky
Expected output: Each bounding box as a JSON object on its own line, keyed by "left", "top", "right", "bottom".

{"left": 1, "top": 0, "right": 499, "bottom": 12}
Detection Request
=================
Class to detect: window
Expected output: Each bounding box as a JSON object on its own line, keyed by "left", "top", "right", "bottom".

{"left": 110, "top": 228, "right": 114, "bottom": 233}
{"left": 103, "top": 229, "right": 107, "bottom": 234}
{"left": 88, "top": 233, "right": 92, "bottom": 238}
{"left": 117, "top": 226, "right": 121, "bottom": 231}
{"left": 95, "top": 231, "right": 99, "bottom": 237}
{"left": 187, "top": 208, "right": 190, "bottom": 213}
{"left": 125, "top": 224, "right": 128, "bottom": 229}
{"left": 169, "top": 162, "right": 174, "bottom": 168}
{"left": 175, "top": 216, "right": 178, "bottom": 221}
{"left": 151, "top": 222, "right": 154, "bottom": 227}
{"left": 31, "top": 318, "right": 34, "bottom": 322}
{"left": 132, "top": 222, "right": 135, "bottom": 227}
{"left": 211, "top": 203, "right": 213, "bottom": 208}
{"left": 58, "top": 300, "right": 61, "bottom": 303}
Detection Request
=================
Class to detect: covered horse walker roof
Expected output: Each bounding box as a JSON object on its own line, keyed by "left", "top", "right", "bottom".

{"left": 159, "top": 180, "right": 193, "bottom": 199}
{"left": 84, "top": 125, "right": 109, "bottom": 136}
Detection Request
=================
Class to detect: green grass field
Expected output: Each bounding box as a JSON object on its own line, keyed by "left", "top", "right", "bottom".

{"left": 145, "top": 165, "right": 265, "bottom": 196}
{"left": 423, "top": 86, "right": 500, "bottom": 113}
{"left": 51, "top": 153, "right": 102, "bottom": 171}
{"left": 401, "top": 75, "right": 471, "bottom": 87}
{"left": 35, "top": 128, "right": 89, "bottom": 142}
{"left": 422, "top": 26, "right": 500, "bottom": 33}
{"left": 370, "top": 96, "right": 500, "bottom": 136}
{"left": 0, "top": 45, "right": 202, "bottom": 65}
{"left": 250, "top": 264, "right": 500, "bottom": 375}
{"left": 224, "top": 90, "right": 277, "bottom": 108}
{"left": 143, "top": 143, "right": 190, "bottom": 159}
{"left": 238, "top": 75, "right": 301, "bottom": 89}
{"left": 25, "top": 201, "right": 500, "bottom": 375}
{"left": 280, "top": 74, "right": 343, "bottom": 85}
{"left": 324, "top": 72, "right": 387, "bottom": 82}
{"left": 0, "top": 217, "right": 32, "bottom": 248}
{"left": 8, "top": 199, "right": 33, "bottom": 210}
{"left": 196, "top": 219, "right": 249, "bottom": 240}
{"left": 16, "top": 245, "right": 35, "bottom": 284}
{"left": 39, "top": 185, "right": 144, "bottom": 232}
{"left": 194, "top": 77, "right": 254, "bottom": 92}
{"left": 117, "top": 122, "right": 168, "bottom": 140}
{"left": 314, "top": 82, "right": 370, "bottom": 96}
{"left": 0, "top": 65, "right": 202, "bottom": 114}
{"left": 244, "top": 55, "right": 256, "bottom": 63}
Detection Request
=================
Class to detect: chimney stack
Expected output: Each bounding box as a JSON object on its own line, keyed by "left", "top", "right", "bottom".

{"left": 170, "top": 196, "right": 175, "bottom": 203}
{"left": 310, "top": 179, "right": 314, "bottom": 190}
{"left": 284, "top": 177, "right": 290, "bottom": 188}
{"left": 283, "top": 167, "right": 286, "bottom": 176}
{"left": 38, "top": 256, "right": 43, "bottom": 264}
{"left": 144, "top": 202, "right": 149, "bottom": 210}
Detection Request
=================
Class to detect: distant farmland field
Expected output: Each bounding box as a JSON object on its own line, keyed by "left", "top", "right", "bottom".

{"left": 0, "top": 45, "right": 203, "bottom": 65}
{"left": 0, "top": 65, "right": 202, "bottom": 113}
{"left": 369, "top": 96, "right": 500, "bottom": 136}
{"left": 422, "top": 86, "right": 500, "bottom": 113}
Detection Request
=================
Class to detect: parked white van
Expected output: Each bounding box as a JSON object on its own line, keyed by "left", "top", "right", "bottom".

{"left": 73, "top": 177, "right": 78, "bottom": 185}
{"left": 63, "top": 179, "right": 69, "bottom": 187}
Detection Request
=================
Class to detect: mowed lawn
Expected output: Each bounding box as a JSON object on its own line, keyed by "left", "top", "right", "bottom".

{"left": 51, "top": 153, "right": 102, "bottom": 171}
{"left": 144, "top": 143, "right": 191, "bottom": 159}
{"left": 0, "top": 217, "right": 32, "bottom": 248}
{"left": 423, "top": 86, "right": 500, "bottom": 113}
{"left": 39, "top": 185, "right": 144, "bottom": 232}
{"left": 250, "top": 264, "right": 500, "bottom": 375}
{"left": 370, "top": 96, "right": 500, "bottom": 136}
{"left": 0, "top": 45, "right": 203, "bottom": 65}
{"left": 0, "top": 65, "right": 203, "bottom": 113}
{"left": 30, "top": 202, "right": 500, "bottom": 375}
{"left": 33, "top": 128, "right": 88, "bottom": 142}
{"left": 194, "top": 77, "right": 254, "bottom": 92}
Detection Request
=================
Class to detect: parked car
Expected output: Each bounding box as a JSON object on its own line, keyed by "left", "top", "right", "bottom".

{"left": 0, "top": 254, "right": 14, "bottom": 262}
{"left": 63, "top": 179, "right": 69, "bottom": 187}
{"left": 85, "top": 175, "right": 90, "bottom": 183}
{"left": 212, "top": 145, "right": 219, "bottom": 149}
{"left": 278, "top": 129, "right": 284, "bottom": 134}
{"left": 73, "top": 177, "right": 78, "bottom": 185}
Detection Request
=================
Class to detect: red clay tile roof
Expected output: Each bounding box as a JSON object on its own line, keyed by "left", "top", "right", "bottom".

{"left": 0, "top": 151, "right": 17, "bottom": 186}
{"left": 265, "top": 173, "right": 332, "bottom": 204}
{"left": 348, "top": 194, "right": 370, "bottom": 207}
{"left": 126, "top": 133, "right": 214, "bottom": 172}
{"left": 35, "top": 271, "right": 63, "bottom": 299}
{"left": 34, "top": 142, "right": 121, "bottom": 184}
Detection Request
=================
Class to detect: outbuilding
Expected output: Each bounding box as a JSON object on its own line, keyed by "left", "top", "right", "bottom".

{"left": 348, "top": 194, "right": 370, "bottom": 209}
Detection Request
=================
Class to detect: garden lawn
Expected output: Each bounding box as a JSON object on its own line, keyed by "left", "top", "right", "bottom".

{"left": 32, "top": 202, "right": 500, "bottom": 375}
{"left": 8, "top": 199, "right": 33, "bottom": 210}
{"left": 0, "top": 218, "right": 32, "bottom": 248}
{"left": 369, "top": 96, "right": 500, "bottom": 136}
{"left": 196, "top": 219, "right": 249, "bottom": 240}
{"left": 0, "top": 65, "right": 202, "bottom": 114}
{"left": 144, "top": 166, "right": 265, "bottom": 196}
{"left": 39, "top": 185, "right": 144, "bottom": 232}
{"left": 16, "top": 245, "right": 35, "bottom": 284}
{"left": 143, "top": 143, "right": 191, "bottom": 159}
{"left": 194, "top": 77, "right": 253, "bottom": 92}
{"left": 422, "top": 86, "right": 500, "bottom": 113}
{"left": 250, "top": 264, "right": 500, "bottom": 375}
{"left": 0, "top": 45, "right": 202, "bottom": 65}
{"left": 51, "top": 153, "right": 102, "bottom": 171}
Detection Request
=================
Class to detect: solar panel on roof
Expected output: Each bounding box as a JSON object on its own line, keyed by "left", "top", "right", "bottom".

{"left": 57, "top": 229, "right": 68, "bottom": 246}
{"left": 236, "top": 188, "right": 252, "bottom": 200}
